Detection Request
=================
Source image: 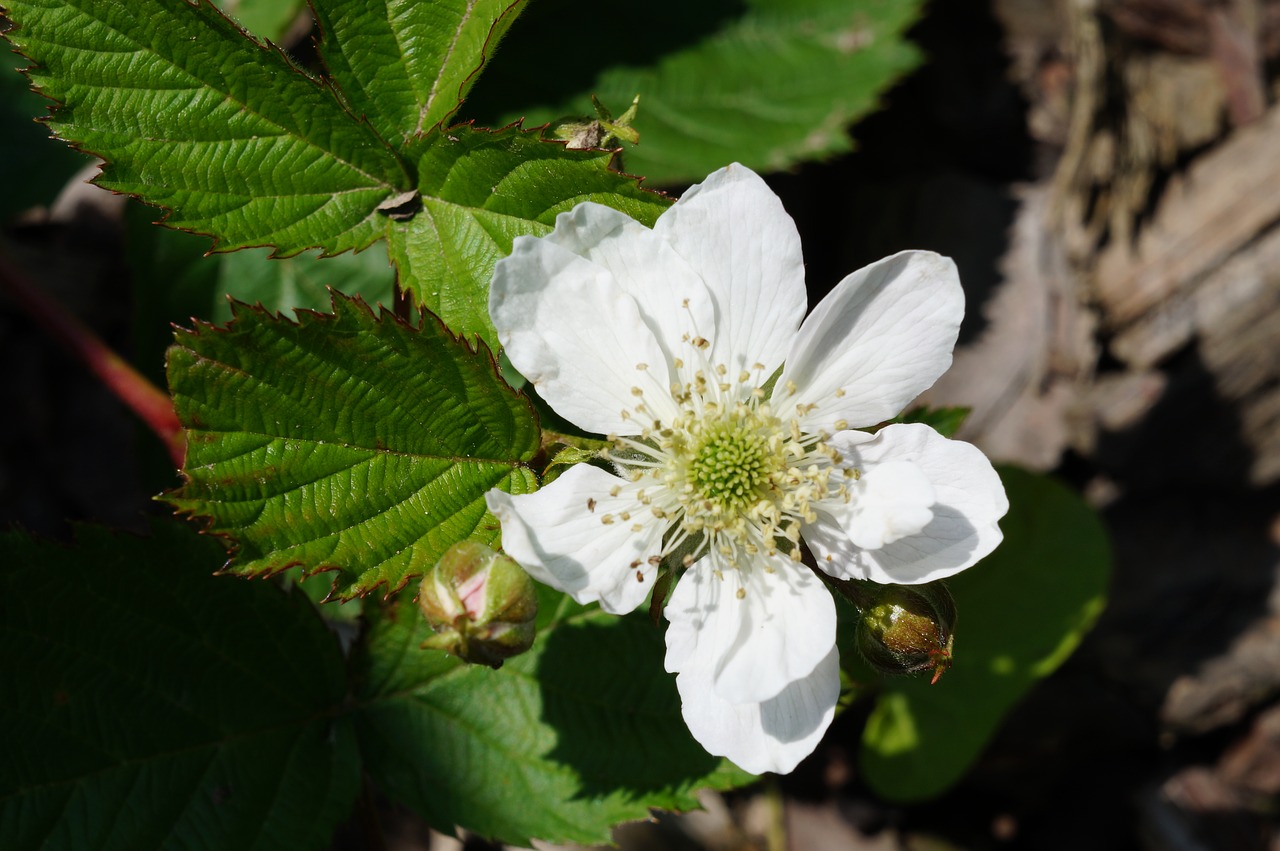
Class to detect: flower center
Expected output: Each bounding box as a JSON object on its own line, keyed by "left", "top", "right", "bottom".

{"left": 687, "top": 421, "right": 776, "bottom": 513}
{"left": 605, "top": 352, "right": 853, "bottom": 574}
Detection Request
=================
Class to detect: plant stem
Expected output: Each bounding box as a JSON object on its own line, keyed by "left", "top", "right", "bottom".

{"left": 0, "top": 250, "right": 185, "bottom": 467}
{"left": 764, "top": 776, "right": 788, "bottom": 851}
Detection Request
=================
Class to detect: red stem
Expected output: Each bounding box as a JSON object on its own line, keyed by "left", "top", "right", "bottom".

{"left": 0, "top": 251, "right": 186, "bottom": 468}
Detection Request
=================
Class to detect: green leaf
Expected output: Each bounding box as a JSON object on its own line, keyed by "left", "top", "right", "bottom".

{"left": 212, "top": 0, "right": 306, "bottom": 44}
{"left": 3, "top": 0, "right": 411, "bottom": 254}
{"left": 165, "top": 293, "right": 540, "bottom": 598}
{"left": 313, "top": 0, "right": 527, "bottom": 145}
{"left": 896, "top": 405, "right": 970, "bottom": 438}
{"left": 0, "top": 521, "right": 359, "bottom": 851}
{"left": 388, "top": 124, "right": 669, "bottom": 350}
{"left": 859, "top": 467, "right": 1110, "bottom": 800}
{"left": 475, "top": 0, "right": 926, "bottom": 184}
{"left": 354, "top": 590, "right": 753, "bottom": 846}
{"left": 125, "top": 204, "right": 397, "bottom": 384}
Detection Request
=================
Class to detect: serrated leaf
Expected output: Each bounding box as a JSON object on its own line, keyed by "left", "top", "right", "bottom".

{"left": 165, "top": 293, "right": 540, "bottom": 597}
{"left": 388, "top": 123, "right": 670, "bottom": 351}
{"left": 313, "top": 0, "right": 526, "bottom": 144}
{"left": 859, "top": 467, "right": 1110, "bottom": 800}
{"left": 354, "top": 590, "right": 753, "bottom": 846}
{"left": 0, "top": 521, "right": 359, "bottom": 851}
{"left": 3, "top": 0, "right": 411, "bottom": 254}
{"left": 475, "top": 0, "right": 926, "bottom": 185}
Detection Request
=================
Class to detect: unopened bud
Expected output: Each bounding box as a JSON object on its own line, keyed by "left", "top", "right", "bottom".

{"left": 855, "top": 582, "right": 956, "bottom": 684}
{"left": 550, "top": 94, "right": 641, "bottom": 150}
{"left": 417, "top": 541, "right": 537, "bottom": 668}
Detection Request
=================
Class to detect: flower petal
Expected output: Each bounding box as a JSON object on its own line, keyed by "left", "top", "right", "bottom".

{"left": 653, "top": 164, "right": 807, "bottom": 378}
{"left": 663, "top": 556, "right": 836, "bottom": 705}
{"left": 778, "top": 251, "right": 963, "bottom": 432}
{"left": 844, "top": 460, "right": 936, "bottom": 550}
{"left": 675, "top": 646, "right": 839, "bottom": 775}
{"left": 805, "top": 424, "right": 1008, "bottom": 584}
{"left": 485, "top": 465, "right": 664, "bottom": 615}
{"left": 490, "top": 231, "right": 677, "bottom": 436}
{"left": 539, "top": 202, "right": 718, "bottom": 371}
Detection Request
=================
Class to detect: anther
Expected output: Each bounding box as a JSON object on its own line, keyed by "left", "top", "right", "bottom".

{"left": 587, "top": 498, "right": 597, "bottom": 512}
{"left": 736, "top": 587, "right": 746, "bottom": 599}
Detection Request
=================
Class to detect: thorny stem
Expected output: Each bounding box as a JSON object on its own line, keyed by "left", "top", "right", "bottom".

{"left": 0, "top": 249, "right": 185, "bottom": 468}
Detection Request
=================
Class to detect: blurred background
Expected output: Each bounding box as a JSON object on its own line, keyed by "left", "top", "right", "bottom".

{"left": 4, "top": 0, "right": 1280, "bottom": 848}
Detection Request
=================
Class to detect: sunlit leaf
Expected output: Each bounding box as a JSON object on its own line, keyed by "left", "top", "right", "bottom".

{"left": 165, "top": 293, "right": 540, "bottom": 598}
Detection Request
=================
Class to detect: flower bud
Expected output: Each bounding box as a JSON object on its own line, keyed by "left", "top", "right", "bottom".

{"left": 417, "top": 541, "right": 538, "bottom": 669}
{"left": 855, "top": 581, "right": 957, "bottom": 684}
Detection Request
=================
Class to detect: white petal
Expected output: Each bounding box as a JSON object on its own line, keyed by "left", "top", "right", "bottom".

{"left": 484, "top": 465, "right": 664, "bottom": 615}
{"left": 675, "top": 647, "right": 840, "bottom": 775}
{"left": 844, "top": 460, "right": 936, "bottom": 550}
{"left": 805, "top": 424, "right": 1008, "bottom": 584}
{"left": 490, "top": 232, "right": 677, "bottom": 436}
{"left": 663, "top": 555, "right": 836, "bottom": 705}
{"left": 778, "top": 251, "right": 963, "bottom": 431}
{"left": 540, "top": 202, "right": 718, "bottom": 371}
{"left": 653, "top": 164, "right": 807, "bottom": 378}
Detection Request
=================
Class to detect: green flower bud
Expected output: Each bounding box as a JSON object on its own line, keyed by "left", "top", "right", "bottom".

{"left": 855, "top": 582, "right": 957, "bottom": 684}
{"left": 550, "top": 95, "right": 641, "bottom": 149}
{"left": 417, "top": 541, "right": 538, "bottom": 669}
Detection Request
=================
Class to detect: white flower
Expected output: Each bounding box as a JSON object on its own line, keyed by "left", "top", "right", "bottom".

{"left": 484, "top": 164, "right": 1008, "bottom": 775}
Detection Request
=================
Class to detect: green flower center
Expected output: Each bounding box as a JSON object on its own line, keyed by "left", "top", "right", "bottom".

{"left": 688, "top": 423, "right": 776, "bottom": 512}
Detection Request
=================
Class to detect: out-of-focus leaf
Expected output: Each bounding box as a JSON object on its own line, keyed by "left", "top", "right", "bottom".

{"left": 859, "top": 467, "right": 1110, "bottom": 800}
{"left": 354, "top": 588, "right": 753, "bottom": 846}
{"left": 0, "top": 521, "right": 360, "bottom": 851}
{"left": 165, "top": 293, "right": 540, "bottom": 598}
{"left": 211, "top": 0, "right": 305, "bottom": 44}
{"left": 472, "top": 0, "right": 926, "bottom": 184}
{"left": 896, "top": 405, "right": 970, "bottom": 438}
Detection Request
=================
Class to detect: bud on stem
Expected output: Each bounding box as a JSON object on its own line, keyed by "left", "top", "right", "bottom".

{"left": 823, "top": 574, "right": 957, "bottom": 683}
{"left": 417, "top": 541, "right": 538, "bottom": 669}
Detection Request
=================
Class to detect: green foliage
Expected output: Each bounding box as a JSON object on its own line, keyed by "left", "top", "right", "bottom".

{"left": 313, "top": 0, "right": 527, "bottom": 144}
{"left": 165, "top": 294, "right": 540, "bottom": 598}
{"left": 859, "top": 467, "right": 1110, "bottom": 800}
{"left": 388, "top": 123, "right": 669, "bottom": 350}
{"left": 897, "top": 405, "right": 970, "bottom": 438}
{"left": 0, "top": 522, "right": 360, "bottom": 851}
{"left": 3, "top": 0, "right": 411, "bottom": 255}
{"left": 211, "top": 0, "right": 305, "bottom": 43}
{"left": 0, "top": 522, "right": 754, "bottom": 848}
{"left": 354, "top": 587, "right": 752, "bottom": 847}
{"left": 475, "top": 0, "right": 926, "bottom": 185}
{"left": 126, "top": 206, "right": 397, "bottom": 385}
